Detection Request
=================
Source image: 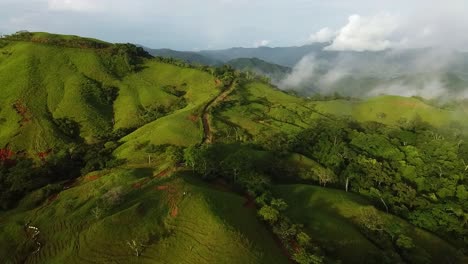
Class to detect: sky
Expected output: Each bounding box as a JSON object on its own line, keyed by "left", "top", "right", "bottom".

{"left": 0, "top": 0, "right": 467, "bottom": 50}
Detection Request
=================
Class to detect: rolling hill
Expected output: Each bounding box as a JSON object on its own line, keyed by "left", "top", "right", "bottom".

{"left": 0, "top": 32, "right": 467, "bottom": 264}
{"left": 143, "top": 44, "right": 468, "bottom": 98}
{"left": 227, "top": 58, "right": 291, "bottom": 82}
{"left": 143, "top": 47, "right": 221, "bottom": 65}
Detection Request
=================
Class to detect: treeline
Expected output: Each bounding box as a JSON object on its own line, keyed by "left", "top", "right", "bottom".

{"left": 102, "top": 43, "right": 151, "bottom": 77}
{"left": 0, "top": 129, "right": 128, "bottom": 210}
{"left": 270, "top": 117, "right": 468, "bottom": 249}
{"left": 181, "top": 116, "right": 468, "bottom": 262}
{"left": 154, "top": 57, "right": 271, "bottom": 86}
{"left": 183, "top": 144, "right": 325, "bottom": 263}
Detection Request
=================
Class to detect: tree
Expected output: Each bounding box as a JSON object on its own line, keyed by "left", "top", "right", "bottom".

{"left": 258, "top": 132, "right": 291, "bottom": 153}
{"left": 6, "top": 159, "right": 35, "bottom": 192}
{"left": 258, "top": 205, "right": 280, "bottom": 223}
{"left": 307, "top": 166, "right": 336, "bottom": 187}
{"left": 54, "top": 117, "right": 80, "bottom": 139}
{"left": 315, "top": 168, "right": 335, "bottom": 187}
{"left": 102, "top": 186, "right": 124, "bottom": 207}
{"left": 221, "top": 149, "right": 251, "bottom": 182}
{"left": 358, "top": 207, "right": 385, "bottom": 232}
{"left": 126, "top": 239, "right": 146, "bottom": 257}
{"left": 296, "top": 231, "right": 311, "bottom": 247}
{"left": 292, "top": 249, "right": 323, "bottom": 264}
{"left": 165, "top": 145, "right": 183, "bottom": 166}
{"left": 396, "top": 235, "right": 415, "bottom": 250}
{"left": 238, "top": 172, "right": 270, "bottom": 196}
{"left": 273, "top": 220, "right": 299, "bottom": 240}
{"left": 183, "top": 146, "right": 195, "bottom": 170}
{"left": 91, "top": 206, "right": 103, "bottom": 219}
{"left": 270, "top": 198, "right": 288, "bottom": 211}
{"left": 183, "top": 146, "right": 203, "bottom": 172}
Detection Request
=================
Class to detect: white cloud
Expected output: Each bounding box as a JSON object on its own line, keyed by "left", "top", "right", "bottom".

{"left": 48, "top": 0, "right": 101, "bottom": 12}
{"left": 254, "top": 39, "right": 270, "bottom": 47}
{"left": 325, "top": 14, "right": 401, "bottom": 51}
{"left": 367, "top": 78, "right": 448, "bottom": 99}
{"left": 279, "top": 55, "right": 318, "bottom": 87}
{"left": 309, "top": 27, "right": 336, "bottom": 43}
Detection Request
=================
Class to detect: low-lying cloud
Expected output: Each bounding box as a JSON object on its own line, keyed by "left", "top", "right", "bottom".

{"left": 279, "top": 47, "right": 468, "bottom": 99}
{"left": 279, "top": 11, "right": 468, "bottom": 99}
{"left": 280, "top": 55, "right": 318, "bottom": 87}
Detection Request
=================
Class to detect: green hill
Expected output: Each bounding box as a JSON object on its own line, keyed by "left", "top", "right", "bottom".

{"left": 0, "top": 32, "right": 467, "bottom": 264}
{"left": 227, "top": 58, "right": 291, "bottom": 82}
{"left": 274, "top": 185, "right": 465, "bottom": 264}
{"left": 0, "top": 169, "right": 287, "bottom": 264}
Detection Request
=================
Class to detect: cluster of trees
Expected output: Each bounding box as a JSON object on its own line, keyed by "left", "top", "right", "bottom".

{"left": 53, "top": 118, "right": 81, "bottom": 139}
{"left": 350, "top": 206, "right": 445, "bottom": 263}
{"left": 153, "top": 56, "right": 271, "bottom": 87}
{"left": 138, "top": 85, "right": 188, "bottom": 124}
{"left": 140, "top": 98, "right": 187, "bottom": 124}
{"left": 180, "top": 115, "right": 467, "bottom": 261}
{"left": 103, "top": 44, "right": 151, "bottom": 77}
{"left": 0, "top": 39, "right": 9, "bottom": 49}
{"left": 183, "top": 144, "right": 325, "bottom": 263}
{"left": 5, "top": 32, "right": 151, "bottom": 78}
{"left": 0, "top": 139, "right": 124, "bottom": 210}
{"left": 256, "top": 192, "right": 324, "bottom": 264}
{"left": 260, "top": 117, "right": 468, "bottom": 249}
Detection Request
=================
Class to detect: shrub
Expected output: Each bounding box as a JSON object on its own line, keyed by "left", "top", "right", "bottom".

{"left": 292, "top": 249, "right": 324, "bottom": 264}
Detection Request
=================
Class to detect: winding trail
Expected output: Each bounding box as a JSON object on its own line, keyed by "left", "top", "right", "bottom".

{"left": 201, "top": 81, "right": 236, "bottom": 144}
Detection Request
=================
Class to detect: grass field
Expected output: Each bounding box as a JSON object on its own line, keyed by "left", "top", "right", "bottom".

{"left": 0, "top": 35, "right": 220, "bottom": 158}
{"left": 215, "top": 82, "right": 468, "bottom": 143}
{"left": 273, "top": 184, "right": 465, "bottom": 264}
{"left": 0, "top": 39, "right": 119, "bottom": 150}
{"left": 114, "top": 61, "right": 221, "bottom": 161}
{"left": 2, "top": 33, "right": 467, "bottom": 156}
{"left": 1, "top": 33, "right": 467, "bottom": 263}
{"left": 314, "top": 95, "right": 467, "bottom": 127}
{"left": 0, "top": 169, "right": 288, "bottom": 264}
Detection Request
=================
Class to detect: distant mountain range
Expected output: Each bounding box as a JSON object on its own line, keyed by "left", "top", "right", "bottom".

{"left": 144, "top": 44, "right": 328, "bottom": 67}
{"left": 143, "top": 47, "right": 222, "bottom": 65}
{"left": 226, "top": 58, "right": 291, "bottom": 82}
{"left": 144, "top": 44, "right": 468, "bottom": 98}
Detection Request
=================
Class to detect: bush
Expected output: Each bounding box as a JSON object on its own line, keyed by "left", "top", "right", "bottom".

{"left": 102, "top": 186, "right": 125, "bottom": 207}
{"left": 54, "top": 118, "right": 81, "bottom": 139}
{"left": 396, "top": 235, "right": 415, "bottom": 250}
{"left": 258, "top": 205, "right": 280, "bottom": 223}
{"left": 292, "top": 249, "right": 324, "bottom": 264}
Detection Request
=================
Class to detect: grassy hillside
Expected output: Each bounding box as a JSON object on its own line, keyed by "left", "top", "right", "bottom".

{"left": 0, "top": 33, "right": 143, "bottom": 151}
{"left": 0, "top": 32, "right": 219, "bottom": 155}
{"left": 114, "top": 61, "right": 221, "bottom": 161}
{"left": 274, "top": 185, "right": 466, "bottom": 264}
{"left": 2, "top": 33, "right": 465, "bottom": 155}
{"left": 0, "top": 169, "right": 287, "bottom": 264}
{"left": 1, "top": 32, "right": 467, "bottom": 264}
{"left": 212, "top": 82, "right": 468, "bottom": 143}
{"left": 227, "top": 58, "right": 291, "bottom": 82}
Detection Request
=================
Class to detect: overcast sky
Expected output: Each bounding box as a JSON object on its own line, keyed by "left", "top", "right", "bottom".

{"left": 0, "top": 0, "right": 467, "bottom": 51}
